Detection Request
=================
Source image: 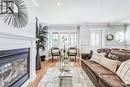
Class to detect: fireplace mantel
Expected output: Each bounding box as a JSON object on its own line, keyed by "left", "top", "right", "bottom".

{"left": 0, "top": 32, "right": 36, "bottom": 41}
{"left": 0, "top": 48, "right": 30, "bottom": 87}
{"left": 0, "top": 32, "right": 36, "bottom": 87}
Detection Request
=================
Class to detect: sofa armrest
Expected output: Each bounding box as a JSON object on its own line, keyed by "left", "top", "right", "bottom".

{"left": 121, "top": 83, "right": 130, "bottom": 87}
{"left": 127, "top": 84, "right": 130, "bottom": 87}
{"left": 81, "top": 53, "right": 89, "bottom": 59}
{"left": 99, "top": 73, "right": 116, "bottom": 76}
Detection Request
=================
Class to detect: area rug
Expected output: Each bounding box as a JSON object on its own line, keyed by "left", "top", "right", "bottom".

{"left": 38, "top": 62, "right": 95, "bottom": 87}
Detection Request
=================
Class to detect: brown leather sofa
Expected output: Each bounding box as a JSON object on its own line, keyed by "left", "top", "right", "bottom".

{"left": 81, "top": 50, "right": 130, "bottom": 87}
{"left": 81, "top": 50, "right": 93, "bottom": 59}
{"left": 107, "top": 50, "right": 130, "bottom": 62}
{"left": 97, "top": 48, "right": 110, "bottom": 53}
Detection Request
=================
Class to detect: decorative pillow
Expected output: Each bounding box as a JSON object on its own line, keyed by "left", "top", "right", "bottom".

{"left": 98, "top": 53, "right": 105, "bottom": 56}
{"left": 123, "top": 69, "right": 130, "bottom": 84}
{"left": 69, "top": 50, "right": 76, "bottom": 53}
{"left": 107, "top": 53, "right": 119, "bottom": 59}
{"left": 90, "top": 53, "right": 103, "bottom": 64}
{"left": 116, "top": 59, "right": 130, "bottom": 84}
{"left": 99, "top": 57, "right": 120, "bottom": 72}
{"left": 52, "top": 50, "right": 59, "bottom": 53}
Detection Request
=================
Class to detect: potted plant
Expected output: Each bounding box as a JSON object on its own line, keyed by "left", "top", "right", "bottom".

{"left": 35, "top": 17, "right": 48, "bottom": 70}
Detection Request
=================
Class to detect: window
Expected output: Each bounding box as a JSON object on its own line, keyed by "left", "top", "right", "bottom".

{"left": 50, "top": 31, "right": 77, "bottom": 49}
{"left": 115, "top": 32, "right": 124, "bottom": 43}
{"left": 91, "top": 32, "right": 100, "bottom": 46}
{"left": 52, "top": 32, "right": 60, "bottom": 47}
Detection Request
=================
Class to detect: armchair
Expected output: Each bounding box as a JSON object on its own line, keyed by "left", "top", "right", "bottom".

{"left": 67, "top": 47, "right": 77, "bottom": 61}
{"left": 51, "top": 47, "right": 61, "bottom": 62}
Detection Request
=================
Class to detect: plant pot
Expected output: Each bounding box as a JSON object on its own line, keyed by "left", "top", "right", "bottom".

{"left": 41, "top": 55, "right": 46, "bottom": 61}
{"left": 36, "top": 48, "right": 41, "bottom": 70}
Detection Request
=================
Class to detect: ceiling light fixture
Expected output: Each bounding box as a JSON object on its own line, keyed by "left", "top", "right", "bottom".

{"left": 57, "top": 2, "right": 60, "bottom": 6}
{"left": 97, "top": 3, "right": 101, "bottom": 7}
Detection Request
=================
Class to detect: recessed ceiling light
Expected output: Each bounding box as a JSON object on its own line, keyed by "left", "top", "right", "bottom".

{"left": 97, "top": 3, "right": 101, "bottom": 7}
{"left": 57, "top": 2, "right": 60, "bottom": 6}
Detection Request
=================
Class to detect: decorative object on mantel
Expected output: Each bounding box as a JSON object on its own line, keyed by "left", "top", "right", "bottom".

{"left": 0, "top": 0, "right": 28, "bottom": 28}
{"left": 35, "top": 17, "right": 48, "bottom": 70}
{"left": 106, "top": 34, "right": 114, "bottom": 41}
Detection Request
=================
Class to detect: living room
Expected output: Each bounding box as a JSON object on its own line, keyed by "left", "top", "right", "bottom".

{"left": 0, "top": 0, "right": 130, "bottom": 87}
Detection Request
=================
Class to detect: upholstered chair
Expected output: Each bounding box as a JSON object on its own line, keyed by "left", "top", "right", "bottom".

{"left": 67, "top": 47, "right": 77, "bottom": 61}
{"left": 51, "top": 47, "right": 61, "bottom": 62}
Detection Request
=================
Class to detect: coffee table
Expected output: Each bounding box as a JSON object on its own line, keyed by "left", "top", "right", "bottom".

{"left": 38, "top": 62, "right": 95, "bottom": 87}
{"left": 58, "top": 58, "right": 73, "bottom": 87}
{"left": 58, "top": 70, "right": 72, "bottom": 87}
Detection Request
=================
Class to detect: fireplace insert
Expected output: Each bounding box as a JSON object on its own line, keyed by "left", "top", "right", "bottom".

{"left": 0, "top": 48, "right": 30, "bottom": 87}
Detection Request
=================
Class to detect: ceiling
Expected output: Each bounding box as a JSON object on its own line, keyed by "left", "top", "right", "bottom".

{"left": 31, "top": 0, "right": 130, "bottom": 24}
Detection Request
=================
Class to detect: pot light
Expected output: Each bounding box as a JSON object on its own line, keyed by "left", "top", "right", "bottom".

{"left": 57, "top": 2, "right": 60, "bottom": 6}
{"left": 97, "top": 3, "right": 101, "bottom": 7}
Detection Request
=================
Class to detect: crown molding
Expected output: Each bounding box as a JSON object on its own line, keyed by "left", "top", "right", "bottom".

{"left": 0, "top": 32, "right": 36, "bottom": 41}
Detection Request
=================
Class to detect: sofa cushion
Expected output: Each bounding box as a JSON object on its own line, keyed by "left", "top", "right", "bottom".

{"left": 69, "top": 50, "right": 76, "bottom": 53}
{"left": 116, "top": 59, "right": 130, "bottom": 84}
{"left": 91, "top": 52, "right": 120, "bottom": 72}
{"left": 100, "top": 57, "right": 121, "bottom": 72}
{"left": 107, "top": 53, "right": 119, "bottom": 60}
{"left": 90, "top": 53, "right": 103, "bottom": 63}
{"left": 99, "top": 74, "right": 124, "bottom": 87}
{"left": 87, "top": 61, "right": 115, "bottom": 76}
{"left": 52, "top": 50, "right": 59, "bottom": 53}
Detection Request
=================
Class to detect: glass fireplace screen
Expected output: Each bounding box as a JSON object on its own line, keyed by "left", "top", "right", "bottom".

{"left": 0, "top": 48, "right": 30, "bottom": 87}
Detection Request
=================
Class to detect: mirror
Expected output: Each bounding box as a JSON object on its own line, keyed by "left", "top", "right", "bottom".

{"left": 114, "top": 32, "right": 124, "bottom": 43}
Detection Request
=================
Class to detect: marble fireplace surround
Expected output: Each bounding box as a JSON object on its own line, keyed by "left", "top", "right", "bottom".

{"left": 0, "top": 32, "right": 36, "bottom": 87}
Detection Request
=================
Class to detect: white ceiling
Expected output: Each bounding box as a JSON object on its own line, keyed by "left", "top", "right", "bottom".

{"left": 32, "top": 0, "right": 130, "bottom": 24}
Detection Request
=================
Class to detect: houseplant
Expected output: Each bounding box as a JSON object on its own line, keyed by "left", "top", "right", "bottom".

{"left": 36, "top": 17, "right": 48, "bottom": 70}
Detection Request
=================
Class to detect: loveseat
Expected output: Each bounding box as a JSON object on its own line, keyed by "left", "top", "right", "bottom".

{"left": 81, "top": 50, "right": 130, "bottom": 87}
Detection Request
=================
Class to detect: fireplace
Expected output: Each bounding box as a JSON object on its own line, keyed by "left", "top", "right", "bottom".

{"left": 0, "top": 48, "right": 30, "bottom": 87}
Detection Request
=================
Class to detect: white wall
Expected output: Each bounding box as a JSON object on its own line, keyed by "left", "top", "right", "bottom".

{"left": 79, "top": 24, "right": 126, "bottom": 53}
{"left": 49, "top": 24, "right": 78, "bottom": 30}
{"left": 0, "top": 0, "right": 37, "bottom": 87}
{"left": 105, "top": 25, "right": 126, "bottom": 48}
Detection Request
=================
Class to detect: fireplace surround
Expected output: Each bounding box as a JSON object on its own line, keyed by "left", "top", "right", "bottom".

{"left": 0, "top": 48, "right": 30, "bottom": 87}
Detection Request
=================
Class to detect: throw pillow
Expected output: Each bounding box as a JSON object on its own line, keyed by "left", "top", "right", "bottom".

{"left": 99, "top": 56, "right": 120, "bottom": 72}
{"left": 116, "top": 59, "right": 130, "bottom": 84}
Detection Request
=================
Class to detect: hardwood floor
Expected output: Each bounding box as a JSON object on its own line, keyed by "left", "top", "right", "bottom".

{"left": 27, "top": 59, "right": 80, "bottom": 87}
